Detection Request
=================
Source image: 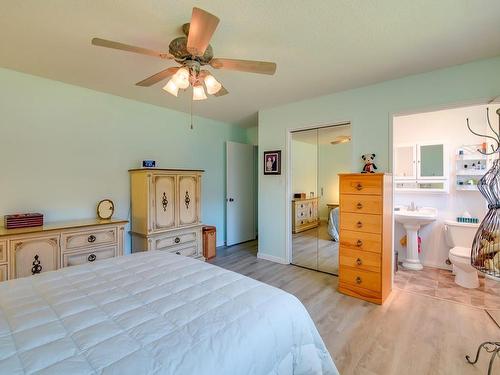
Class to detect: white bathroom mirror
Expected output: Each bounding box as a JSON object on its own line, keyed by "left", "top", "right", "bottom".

{"left": 419, "top": 144, "right": 444, "bottom": 178}
{"left": 394, "top": 145, "right": 416, "bottom": 179}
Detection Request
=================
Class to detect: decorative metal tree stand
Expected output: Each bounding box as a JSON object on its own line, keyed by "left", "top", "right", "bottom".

{"left": 465, "top": 108, "right": 500, "bottom": 374}
{"left": 466, "top": 342, "right": 500, "bottom": 375}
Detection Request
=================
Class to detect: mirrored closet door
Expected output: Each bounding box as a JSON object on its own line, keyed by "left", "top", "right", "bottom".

{"left": 291, "top": 124, "right": 352, "bottom": 275}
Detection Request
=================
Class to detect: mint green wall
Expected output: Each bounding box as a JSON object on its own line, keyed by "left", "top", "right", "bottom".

{"left": 258, "top": 56, "right": 500, "bottom": 261}
{"left": 0, "top": 68, "right": 247, "bottom": 250}
{"left": 245, "top": 126, "right": 258, "bottom": 146}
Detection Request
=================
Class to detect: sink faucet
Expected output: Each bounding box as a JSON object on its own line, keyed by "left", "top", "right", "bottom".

{"left": 409, "top": 202, "right": 418, "bottom": 211}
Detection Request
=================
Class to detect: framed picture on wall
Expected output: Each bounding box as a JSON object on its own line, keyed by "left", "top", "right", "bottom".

{"left": 263, "top": 150, "right": 281, "bottom": 175}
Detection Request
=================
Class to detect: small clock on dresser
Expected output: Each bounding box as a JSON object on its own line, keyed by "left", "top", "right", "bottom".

{"left": 97, "top": 199, "right": 114, "bottom": 220}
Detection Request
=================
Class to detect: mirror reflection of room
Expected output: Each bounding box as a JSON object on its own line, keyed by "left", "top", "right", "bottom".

{"left": 291, "top": 124, "right": 352, "bottom": 275}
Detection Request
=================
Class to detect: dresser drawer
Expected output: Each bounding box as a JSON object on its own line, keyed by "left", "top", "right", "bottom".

{"left": 0, "top": 241, "right": 6, "bottom": 263}
{"left": 340, "top": 194, "right": 382, "bottom": 214}
{"left": 0, "top": 264, "right": 7, "bottom": 281}
{"left": 340, "top": 213, "right": 382, "bottom": 234}
{"left": 340, "top": 175, "right": 382, "bottom": 195}
{"left": 340, "top": 230, "right": 382, "bottom": 253}
{"left": 63, "top": 227, "right": 117, "bottom": 250}
{"left": 339, "top": 266, "right": 381, "bottom": 292}
{"left": 63, "top": 246, "right": 117, "bottom": 267}
{"left": 168, "top": 243, "right": 198, "bottom": 258}
{"left": 153, "top": 230, "right": 197, "bottom": 250}
{"left": 339, "top": 248, "right": 381, "bottom": 273}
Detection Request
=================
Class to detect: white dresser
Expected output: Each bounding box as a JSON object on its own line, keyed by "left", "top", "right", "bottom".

{"left": 129, "top": 169, "right": 204, "bottom": 260}
{"left": 0, "top": 219, "right": 127, "bottom": 281}
{"left": 292, "top": 197, "right": 319, "bottom": 233}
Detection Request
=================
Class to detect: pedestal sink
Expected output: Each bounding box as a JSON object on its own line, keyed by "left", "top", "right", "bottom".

{"left": 395, "top": 206, "right": 438, "bottom": 270}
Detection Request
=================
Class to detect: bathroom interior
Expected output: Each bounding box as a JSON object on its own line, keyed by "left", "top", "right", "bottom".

{"left": 393, "top": 103, "right": 500, "bottom": 310}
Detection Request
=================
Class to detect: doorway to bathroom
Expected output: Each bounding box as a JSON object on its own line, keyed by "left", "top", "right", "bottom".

{"left": 392, "top": 102, "right": 500, "bottom": 310}
{"left": 290, "top": 123, "right": 352, "bottom": 275}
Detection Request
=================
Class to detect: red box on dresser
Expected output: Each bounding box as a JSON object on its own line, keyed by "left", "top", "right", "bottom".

{"left": 4, "top": 213, "right": 44, "bottom": 229}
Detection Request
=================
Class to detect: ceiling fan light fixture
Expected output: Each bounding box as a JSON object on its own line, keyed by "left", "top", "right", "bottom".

{"left": 204, "top": 74, "right": 222, "bottom": 95}
{"left": 162, "top": 79, "right": 179, "bottom": 97}
{"left": 193, "top": 84, "right": 207, "bottom": 100}
{"left": 172, "top": 67, "right": 190, "bottom": 89}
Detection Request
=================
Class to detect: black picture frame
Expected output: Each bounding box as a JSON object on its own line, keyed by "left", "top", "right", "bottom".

{"left": 263, "top": 150, "right": 281, "bottom": 175}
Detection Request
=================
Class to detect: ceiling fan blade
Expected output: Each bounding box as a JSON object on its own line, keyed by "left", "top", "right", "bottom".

{"left": 186, "top": 7, "right": 220, "bottom": 56}
{"left": 135, "top": 67, "right": 179, "bottom": 87}
{"left": 214, "top": 86, "right": 228, "bottom": 97}
{"left": 92, "top": 38, "right": 172, "bottom": 59}
{"left": 210, "top": 58, "right": 276, "bottom": 75}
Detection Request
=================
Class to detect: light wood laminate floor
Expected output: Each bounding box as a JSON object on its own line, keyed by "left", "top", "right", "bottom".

{"left": 210, "top": 240, "right": 500, "bottom": 375}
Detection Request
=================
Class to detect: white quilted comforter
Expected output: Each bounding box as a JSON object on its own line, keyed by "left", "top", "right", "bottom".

{"left": 0, "top": 251, "right": 337, "bottom": 374}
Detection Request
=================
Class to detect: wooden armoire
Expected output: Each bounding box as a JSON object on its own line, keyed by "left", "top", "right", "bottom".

{"left": 338, "top": 173, "right": 393, "bottom": 304}
{"left": 129, "top": 169, "right": 204, "bottom": 260}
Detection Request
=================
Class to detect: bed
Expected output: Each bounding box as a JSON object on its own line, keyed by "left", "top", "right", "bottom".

{"left": 0, "top": 251, "right": 338, "bottom": 374}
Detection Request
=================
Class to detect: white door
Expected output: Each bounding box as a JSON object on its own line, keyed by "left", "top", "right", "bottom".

{"left": 226, "top": 141, "right": 256, "bottom": 246}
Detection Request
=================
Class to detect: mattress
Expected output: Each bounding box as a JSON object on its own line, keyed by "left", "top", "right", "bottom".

{"left": 0, "top": 251, "right": 338, "bottom": 374}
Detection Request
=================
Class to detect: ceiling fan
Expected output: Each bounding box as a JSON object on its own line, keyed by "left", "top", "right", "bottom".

{"left": 92, "top": 7, "right": 277, "bottom": 101}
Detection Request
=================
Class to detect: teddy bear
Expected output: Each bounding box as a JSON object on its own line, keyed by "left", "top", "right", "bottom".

{"left": 361, "top": 153, "right": 378, "bottom": 173}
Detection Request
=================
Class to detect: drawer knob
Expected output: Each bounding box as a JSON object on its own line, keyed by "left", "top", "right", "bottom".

{"left": 175, "top": 251, "right": 181, "bottom": 255}
{"left": 87, "top": 253, "right": 96, "bottom": 262}
{"left": 355, "top": 276, "right": 362, "bottom": 284}
{"left": 355, "top": 183, "right": 363, "bottom": 191}
{"left": 356, "top": 221, "right": 363, "bottom": 228}
{"left": 88, "top": 235, "right": 96, "bottom": 243}
{"left": 356, "top": 258, "right": 363, "bottom": 266}
{"left": 356, "top": 240, "right": 363, "bottom": 247}
{"left": 174, "top": 237, "right": 181, "bottom": 244}
{"left": 356, "top": 203, "right": 363, "bottom": 209}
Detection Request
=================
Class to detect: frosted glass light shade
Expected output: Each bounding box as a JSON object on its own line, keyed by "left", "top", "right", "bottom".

{"left": 193, "top": 85, "right": 207, "bottom": 100}
{"left": 204, "top": 74, "right": 222, "bottom": 95}
{"left": 172, "top": 67, "right": 190, "bottom": 89}
{"left": 162, "top": 79, "right": 179, "bottom": 97}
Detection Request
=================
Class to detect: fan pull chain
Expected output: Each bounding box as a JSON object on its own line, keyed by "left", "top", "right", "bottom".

{"left": 190, "top": 96, "right": 194, "bottom": 130}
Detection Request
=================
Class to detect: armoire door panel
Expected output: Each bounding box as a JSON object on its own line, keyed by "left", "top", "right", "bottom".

{"left": 178, "top": 175, "right": 199, "bottom": 226}
{"left": 152, "top": 175, "right": 176, "bottom": 231}
{"left": 10, "top": 235, "right": 59, "bottom": 278}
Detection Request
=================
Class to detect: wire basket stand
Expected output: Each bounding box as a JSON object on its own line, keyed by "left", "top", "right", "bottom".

{"left": 465, "top": 107, "right": 500, "bottom": 374}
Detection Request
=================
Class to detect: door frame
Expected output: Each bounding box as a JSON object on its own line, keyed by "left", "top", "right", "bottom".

{"left": 285, "top": 121, "right": 351, "bottom": 264}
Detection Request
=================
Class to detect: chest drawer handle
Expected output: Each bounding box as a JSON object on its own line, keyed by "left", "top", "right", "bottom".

{"left": 175, "top": 251, "right": 181, "bottom": 255}
{"left": 356, "top": 240, "right": 363, "bottom": 247}
{"left": 356, "top": 221, "right": 363, "bottom": 228}
{"left": 174, "top": 237, "right": 181, "bottom": 244}
{"left": 356, "top": 258, "right": 363, "bottom": 266}
{"left": 356, "top": 203, "right": 363, "bottom": 209}
{"left": 355, "top": 183, "right": 363, "bottom": 191}
{"left": 355, "top": 276, "right": 362, "bottom": 284}
{"left": 88, "top": 235, "right": 96, "bottom": 243}
{"left": 87, "top": 253, "right": 96, "bottom": 262}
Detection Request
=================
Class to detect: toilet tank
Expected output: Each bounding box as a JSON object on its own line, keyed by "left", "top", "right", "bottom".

{"left": 444, "top": 220, "right": 480, "bottom": 248}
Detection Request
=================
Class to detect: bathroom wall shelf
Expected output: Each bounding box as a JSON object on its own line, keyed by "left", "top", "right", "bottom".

{"left": 455, "top": 144, "right": 488, "bottom": 192}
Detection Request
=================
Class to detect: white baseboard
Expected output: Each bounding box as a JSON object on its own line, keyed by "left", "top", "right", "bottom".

{"left": 257, "top": 252, "right": 289, "bottom": 265}
{"left": 398, "top": 257, "right": 451, "bottom": 271}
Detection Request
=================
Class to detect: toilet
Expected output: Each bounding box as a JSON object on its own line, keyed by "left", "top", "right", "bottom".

{"left": 444, "top": 220, "right": 480, "bottom": 289}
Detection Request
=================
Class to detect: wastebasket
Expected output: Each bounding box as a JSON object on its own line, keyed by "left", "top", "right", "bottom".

{"left": 203, "top": 226, "right": 216, "bottom": 260}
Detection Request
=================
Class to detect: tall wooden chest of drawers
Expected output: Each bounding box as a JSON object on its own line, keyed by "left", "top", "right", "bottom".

{"left": 338, "top": 173, "right": 393, "bottom": 304}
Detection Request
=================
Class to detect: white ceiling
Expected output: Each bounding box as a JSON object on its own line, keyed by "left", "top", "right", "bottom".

{"left": 1, "top": 1, "right": 500, "bottom": 127}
